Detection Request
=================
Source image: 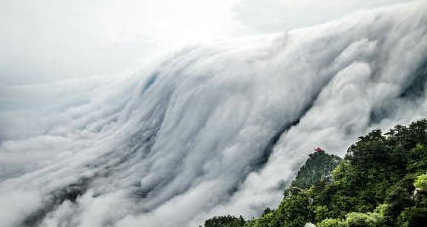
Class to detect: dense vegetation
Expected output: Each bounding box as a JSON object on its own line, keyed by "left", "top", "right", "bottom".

{"left": 204, "top": 215, "right": 245, "bottom": 227}
{"left": 202, "top": 119, "right": 427, "bottom": 227}
{"left": 291, "top": 150, "right": 341, "bottom": 189}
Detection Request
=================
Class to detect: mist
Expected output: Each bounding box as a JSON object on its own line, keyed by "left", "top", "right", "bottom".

{"left": 1, "top": 1, "right": 427, "bottom": 227}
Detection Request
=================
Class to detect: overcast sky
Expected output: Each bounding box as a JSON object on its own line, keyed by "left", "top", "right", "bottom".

{"left": 0, "top": 0, "right": 413, "bottom": 85}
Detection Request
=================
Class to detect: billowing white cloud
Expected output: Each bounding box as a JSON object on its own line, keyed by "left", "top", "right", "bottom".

{"left": 1, "top": 1, "right": 427, "bottom": 227}
{"left": 0, "top": 0, "right": 413, "bottom": 85}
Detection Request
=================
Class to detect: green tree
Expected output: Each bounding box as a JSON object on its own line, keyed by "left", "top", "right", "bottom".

{"left": 291, "top": 150, "right": 342, "bottom": 189}
{"left": 204, "top": 215, "right": 245, "bottom": 227}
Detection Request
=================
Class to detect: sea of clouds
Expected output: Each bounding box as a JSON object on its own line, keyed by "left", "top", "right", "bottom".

{"left": 1, "top": 1, "right": 427, "bottom": 227}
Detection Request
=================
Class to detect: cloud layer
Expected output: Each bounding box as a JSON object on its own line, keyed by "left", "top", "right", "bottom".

{"left": 0, "top": 0, "right": 411, "bottom": 85}
{"left": 1, "top": 1, "right": 427, "bottom": 227}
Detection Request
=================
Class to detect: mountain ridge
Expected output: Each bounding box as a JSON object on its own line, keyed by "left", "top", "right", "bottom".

{"left": 203, "top": 119, "right": 427, "bottom": 227}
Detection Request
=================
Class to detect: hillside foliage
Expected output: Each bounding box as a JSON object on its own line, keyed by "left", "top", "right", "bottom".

{"left": 291, "top": 150, "right": 342, "bottom": 189}
{"left": 202, "top": 119, "right": 427, "bottom": 227}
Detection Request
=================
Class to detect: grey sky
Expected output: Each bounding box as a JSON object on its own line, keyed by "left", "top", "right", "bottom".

{"left": 0, "top": 0, "right": 414, "bottom": 85}
{"left": 233, "top": 0, "right": 412, "bottom": 33}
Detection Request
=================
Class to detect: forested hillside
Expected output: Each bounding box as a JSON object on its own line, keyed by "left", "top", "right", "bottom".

{"left": 291, "top": 149, "right": 341, "bottom": 189}
{"left": 203, "top": 119, "right": 427, "bottom": 227}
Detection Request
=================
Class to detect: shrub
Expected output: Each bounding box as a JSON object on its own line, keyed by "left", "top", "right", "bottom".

{"left": 317, "top": 218, "right": 344, "bottom": 227}
{"left": 414, "top": 173, "right": 427, "bottom": 191}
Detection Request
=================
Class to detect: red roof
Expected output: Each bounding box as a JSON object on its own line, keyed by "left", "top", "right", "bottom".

{"left": 314, "top": 147, "right": 323, "bottom": 152}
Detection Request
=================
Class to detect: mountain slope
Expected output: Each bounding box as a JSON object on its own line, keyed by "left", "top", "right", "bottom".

{"left": 203, "top": 119, "right": 427, "bottom": 227}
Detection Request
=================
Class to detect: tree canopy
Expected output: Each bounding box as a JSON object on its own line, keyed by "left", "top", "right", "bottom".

{"left": 202, "top": 119, "right": 427, "bottom": 227}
